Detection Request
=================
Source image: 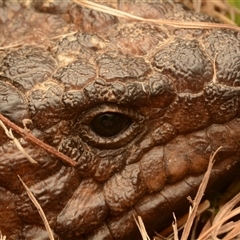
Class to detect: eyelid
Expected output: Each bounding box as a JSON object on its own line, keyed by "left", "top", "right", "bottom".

{"left": 74, "top": 104, "right": 145, "bottom": 149}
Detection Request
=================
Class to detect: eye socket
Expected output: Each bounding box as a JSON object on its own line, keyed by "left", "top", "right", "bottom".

{"left": 90, "top": 112, "right": 132, "bottom": 137}
{"left": 75, "top": 104, "right": 145, "bottom": 149}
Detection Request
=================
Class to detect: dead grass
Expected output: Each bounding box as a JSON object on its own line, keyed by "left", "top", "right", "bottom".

{"left": 178, "top": 0, "right": 240, "bottom": 25}
{"left": 0, "top": 231, "right": 6, "bottom": 240}
{"left": 77, "top": 0, "right": 240, "bottom": 31}
{"left": 127, "top": 1, "right": 240, "bottom": 239}
{"left": 0, "top": 114, "right": 77, "bottom": 167}
{"left": 18, "top": 176, "right": 55, "bottom": 240}
{"left": 135, "top": 147, "right": 240, "bottom": 240}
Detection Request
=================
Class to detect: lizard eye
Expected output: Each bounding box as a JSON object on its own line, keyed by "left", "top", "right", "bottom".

{"left": 90, "top": 112, "right": 131, "bottom": 137}
{"left": 75, "top": 104, "right": 145, "bottom": 148}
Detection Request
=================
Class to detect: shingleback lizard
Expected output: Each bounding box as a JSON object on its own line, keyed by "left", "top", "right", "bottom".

{"left": 0, "top": 0, "right": 240, "bottom": 239}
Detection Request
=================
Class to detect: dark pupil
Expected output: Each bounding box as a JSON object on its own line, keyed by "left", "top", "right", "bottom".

{"left": 90, "top": 112, "right": 131, "bottom": 137}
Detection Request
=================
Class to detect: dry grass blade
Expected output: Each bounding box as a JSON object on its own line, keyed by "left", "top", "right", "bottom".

{"left": 217, "top": 221, "right": 239, "bottom": 235}
{"left": 198, "top": 192, "right": 240, "bottom": 240}
{"left": 223, "top": 221, "right": 240, "bottom": 240}
{"left": 134, "top": 215, "right": 151, "bottom": 240}
{"left": 18, "top": 175, "right": 55, "bottom": 240}
{"left": 179, "top": 0, "right": 240, "bottom": 24}
{"left": 211, "top": 192, "right": 240, "bottom": 237}
{"left": 0, "top": 231, "right": 6, "bottom": 240}
{"left": 180, "top": 146, "right": 222, "bottom": 240}
{"left": 0, "top": 42, "right": 23, "bottom": 50}
{"left": 0, "top": 120, "right": 38, "bottom": 164}
{"left": 198, "top": 217, "right": 212, "bottom": 239}
{"left": 222, "top": 220, "right": 240, "bottom": 240}
{"left": 0, "top": 114, "right": 77, "bottom": 167}
{"left": 213, "top": 10, "right": 237, "bottom": 25}
{"left": 172, "top": 213, "right": 179, "bottom": 240}
{"left": 75, "top": 0, "right": 240, "bottom": 31}
{"left": 158, "top": 200, "right": 210, "bottom": 238}
{"left": 50, "top": 31, "right": 78, "bottom": 40}
{"left": 74, "top": 0, "right": 144, "bottom": 20}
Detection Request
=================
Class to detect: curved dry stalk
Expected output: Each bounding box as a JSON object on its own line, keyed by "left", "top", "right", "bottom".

{"left": 0, "top": 114, "right": 77, "bottom": 167}
{"left": 198, "top": 206, "right": 240, "bottom": 240}
{"left": 0, "top": 231, "right": 6, "bottom": 240}
{"left": 180, "top": 146, "right": 222, "bottom": 240}
{"left": 180, "top": 0, "right": 240, "bottom": 25}
{"left": 50, "top": 31, "right": 78, "bottom": 40}
{"left": 0, "top": 42, "right": 23, "bottom": 50}
{"left": 211, "top": 192, "right": 240, "bottom": 236}
{"left": 134, "top": 215, "right": 151, "bottom": 240}
{"left": 75, "top": 0, "right": 240, "bottom": 31}
{"left": 212, "top": 10, "right": 237, "bottom": 25}
{"left": 0, "top": 120, "right": 38, "bottom": 164}
{"left": 223, "top": 220, "right": 240, "bottom": 240}
{"left": 172, "top": 213, "right": 179, "bottom": 240}
{"left": 198, "top": 192, "right": 240, "bottom": 240}
{"left": 18, "top": 175, "right": 55, "bottom": 240}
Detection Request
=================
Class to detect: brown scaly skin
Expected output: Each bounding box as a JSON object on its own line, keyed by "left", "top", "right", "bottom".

{"left": 0, "top": 1, "right": 240, "bottom": 239}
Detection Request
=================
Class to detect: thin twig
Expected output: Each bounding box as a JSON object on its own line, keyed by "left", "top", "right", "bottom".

{"left": 159, "top": 200, "right": 210, "bottom": 238}
{"left": 134, "top": 215, "right": 151, "bottom": 240}
{"left": 172, "top": 213, "right": 179, "bottom": 240}
{"left": 0, "top": 120, "right": 38, "bottom": 164}
{"left": 18, "top": 175, "right": 55, "bottom": 240}
{"left": 0, "top": 42, "right": 23, "bottom": 50}
{"left": 0, "top": 231, "right": 6, "bottom": 240}
{"left": 74, "top": 0, "right": 240, "bottom": 32}
{"left": 50, "top": 31, "right": 78, "bottom": 40}
{"left": 181, "top": 146, "right": 222, "bottom": 240}
{"left": 198, "top": 204, "right": 240, "bottom": 240}
{"left": 0, "top": 114, "right": 77, "bottom": 167}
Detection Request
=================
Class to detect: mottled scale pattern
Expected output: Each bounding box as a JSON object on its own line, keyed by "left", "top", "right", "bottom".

{"left": 0, "top": 1, "right": 240, "bottom": 239}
